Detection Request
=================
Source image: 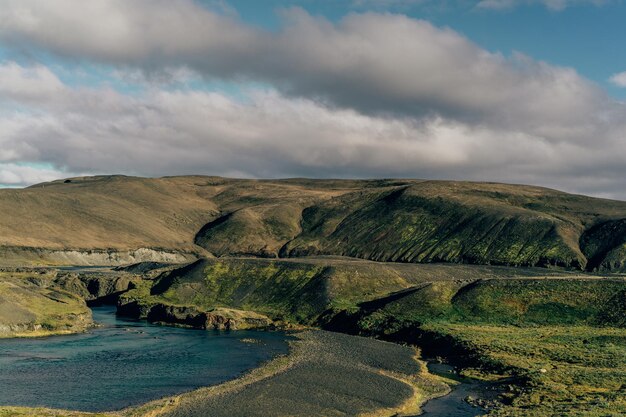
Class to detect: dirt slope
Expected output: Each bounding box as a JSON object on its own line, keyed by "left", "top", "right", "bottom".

{"left": 2, "top": 176, "right": 626, "bottom": 270}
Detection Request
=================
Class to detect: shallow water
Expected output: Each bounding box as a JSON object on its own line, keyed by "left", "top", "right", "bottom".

{"left": 0, "top": 306, "right": 289, "bottom": 412}
{"left": 419, "top": 363, "right": 495, "bottom": 417}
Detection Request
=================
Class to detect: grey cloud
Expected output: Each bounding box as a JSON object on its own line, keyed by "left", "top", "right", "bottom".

{"left": 1, "top": 2, "right": 626, "bottom": 197}
{"left": 2, "top": 62, "right": 626, "bottom": 198}
{"left": 0, "top": 1, "right": 617, "bottom": 145}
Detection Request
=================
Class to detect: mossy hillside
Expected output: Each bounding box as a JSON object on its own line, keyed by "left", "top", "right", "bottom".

{"left": 0, "top": 272, "right": 92, "bottom": 337}
{"left": 194, "top": 204, "right": 303, "bottom": 258}
{"left": 580, "top": 219, "right": 626, "bottom": 272}
{"left": 123, "top": 258, "right": 463, "bottom": 324}
{"left": 4, "top": 176, "right": 626, "bottom": 270}
{"left": 154, "top": 260, "right": 423, "bottom": 323}
{"left": 192, "top": 178, "right": 359, "bottom": 258}
{"left": 161, "top": 178, "right": 626, "bottom": 271}
{"left": 328, "top": 277, "right": 626, "bottom": 416}
{"left": 155, "top": 259, "right": 329, "bottom": 323}
{"left": 425, "top": 324, "right": 626, "bottom": 417}
{"left": 284, "top": 184, "right": 588, "bottom": 268}
{"left": 355, "top": 278, "right": 626, "bottom": 329}
{"left": 278, "top": 187, "right": 395, "bottom": 257}
{"left": 121, "top": 258, "right": 625, "bottom": 327}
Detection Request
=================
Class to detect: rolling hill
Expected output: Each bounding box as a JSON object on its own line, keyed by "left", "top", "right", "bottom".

{"left": 2, "top": 175, "right": 626, "bottom": 271}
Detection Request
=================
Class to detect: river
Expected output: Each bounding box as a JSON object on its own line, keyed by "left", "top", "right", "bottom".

{"left": 0, "top": 306, "right": 289, "bottom": 412}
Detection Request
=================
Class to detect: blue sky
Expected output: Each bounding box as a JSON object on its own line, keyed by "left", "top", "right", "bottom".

{"left": 224, "top": 0, "right": 626, "bottom": 96}
{"left": 4, "top": 1, "right": 626, "bottom": 97}
{"left": 1, "top": 0, "right": 626, "bottom": 198}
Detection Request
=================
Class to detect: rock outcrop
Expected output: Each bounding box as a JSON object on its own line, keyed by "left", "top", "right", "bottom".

{"left": 118, "top": 300, "right": 274, "bottom": 330}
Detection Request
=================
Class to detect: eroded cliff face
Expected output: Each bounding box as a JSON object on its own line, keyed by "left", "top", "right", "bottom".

{"left": 54, "top": 272, "right": 138, "bottom": 304}
{"left": 117, "top": 301, "right": 275, "bottom": 330}
{"left": 0, "top": 247, "right": 195, "bottom": 267}
{"left": 0, "top": 270, "right": 94, "bottom": 337}
{"left": 0, "top": 266, "right": 149, "bottom": 337}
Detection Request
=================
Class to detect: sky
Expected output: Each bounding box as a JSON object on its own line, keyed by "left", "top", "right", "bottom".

{"left": 1, "top": 0, "right": 626, "bottom": 198}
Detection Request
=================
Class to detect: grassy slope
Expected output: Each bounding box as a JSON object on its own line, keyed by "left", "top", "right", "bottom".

{"left": 0, "top": 176, "right": 351, "bottom": 253}
{"left": 121, "top": 258, "right": 626, "bottom": 416}
{"left": 1, "top": 259, "right": 624, "bottom": 415}
{"left": 120, "top": 257, "right": 578, "bottom": 325}
{"left": 282, "top": 181, "right": 626, "bottom": 270}
{"left": 0, "top": 271, "right": 92, "bottom": 337}
{"left": 2, "top": 176, "right": 626, "bottom": 270}
{"left": 341, "top": 278, "right": 626, "bottom": 416}
{"left": 0, "top": 176, "right": 217, "bottom": 251}
{"left": 428, "top": 325, "right": 626, "bottom": 417}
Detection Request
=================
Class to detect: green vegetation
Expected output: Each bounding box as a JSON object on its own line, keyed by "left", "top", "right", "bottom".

{"left": 426, "top": 325, "right": 626, "bottom": 416}
{"left": 3, "top": 176, "right": 626, "bottom": 415}
{"left": 119, "top": 258, "right": 572, "bottom": 325}
{"left": 0, "top": 271, "right": 92, "bottom": 337}
{"left": 115, "top": 257, "right": 626, "bottom": 415}
{"left": 3, "top": 176, "right": 626, "bottom": 270}
{"left": 354, "top": 278, "right": 626, "bottom": 327}
{"left": 281, "top": 182, "right": 619, "bottom": 269}
{"left": 331, "top": 277, "right": 626, "bottom": 416}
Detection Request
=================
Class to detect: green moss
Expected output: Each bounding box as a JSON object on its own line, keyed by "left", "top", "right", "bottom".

{"left": 425, "top": 324, "right": 626, "bottom": 416}
{"left": 361, "top": 279, "right": 626, "bottom": 327}
{"left": 337, "top": 276, "right": 626, "bottom": 416}
{"left": 0, "top": 275, "right": 91, "bottom": 337}
{"left": 283, "top": 185, "right": 589, "bottom": 269}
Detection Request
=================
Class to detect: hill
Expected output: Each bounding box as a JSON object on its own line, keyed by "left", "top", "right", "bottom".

{"left": 116, "top": 257, "right": 626, "bottom": 416}
{"left": 2, "top": 176, "right": 626, "bottom": 271}
{"left": 0, "top": 270, "right": 91, "bottom": 337}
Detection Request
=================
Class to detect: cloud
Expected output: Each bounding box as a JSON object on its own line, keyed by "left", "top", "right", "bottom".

{"left": 0, "top": 0, "right": 258, "bottom": 64}
{"left": 0, "top": 163, "right": 73, "bottom": 187}
{"left": 0, "top": 3, "right": 626, "bottom": 197}
{"left": 0, "top": 62, "right": 481, "bottom": 178}
{"left": 351, "top": 0, "right": 429, "bottom": 8}
{"left": 476, "top": 0, "right": 610, "bottom": 10}
{"left": 0, "top": 62, "right": 63, "bottom": 101}
{"left": 610, "top": 71, "right": 626, "bottom": 87}
{"left": 0, "top": 2, "right": 615, "bottom": 144}
{"left": 2, "top": 61, "right": 626, "bottom": 198}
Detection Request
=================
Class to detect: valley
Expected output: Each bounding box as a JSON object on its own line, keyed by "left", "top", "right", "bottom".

{"left": 1, "top": 176, "right": 626, "bottom": 416}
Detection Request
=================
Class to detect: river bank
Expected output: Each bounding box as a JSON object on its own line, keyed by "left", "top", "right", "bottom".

{"left": 0, "top": 309, "right": 460, "bottom": 417}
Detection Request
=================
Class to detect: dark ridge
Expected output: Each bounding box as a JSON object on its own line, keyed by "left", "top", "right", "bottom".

{"left": 580, "top": 219, "right": 626, "bottom": 271}
{"left": 355, "top": 284, "right": 429, "bottom": 312}
{"left": 151, "top": 259, "right": 208, "bottom": 295}
{"left": 449, "top": 279, "right": 485, "bottom": 305}
{"left": 193, "top": 212, "right": 235, "bottom": 247}
{"left": 114, "top": 262, "right": 173, "bottom": 274}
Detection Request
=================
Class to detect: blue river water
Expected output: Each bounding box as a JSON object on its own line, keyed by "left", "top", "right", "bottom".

{"left": 0, "top": 306, "right": 289, "bottom": 412}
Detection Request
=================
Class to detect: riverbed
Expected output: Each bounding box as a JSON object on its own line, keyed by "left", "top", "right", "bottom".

{"left": 420, "top": 362, "right": 500, "bottom": 417}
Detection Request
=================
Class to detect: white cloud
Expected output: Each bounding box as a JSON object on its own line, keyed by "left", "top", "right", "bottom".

{"left": 0, "top": 3, "right": 615, "bottom": 145}
{"left": 0, "top": 163, "right": 73, "bottom": 187}
{"left": 0, "top": 3, "right": 626, "bottom": 197}
{"left": 0, "top": 62, "right": 64, "bottom": 100}
{"left": 0, "top": 0, "right": 258, "bottom": 63}
{"left": 609, "top": 71, "right": 626, "bottom": 87}
{"left": 1, "top": 61, "right": 626, "bottom": 198}
{"left": 476, "top": 0, "right": 610, "bottom": 10}
{"left": 351, "top": 0, "right": 429, "bottom": 8}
